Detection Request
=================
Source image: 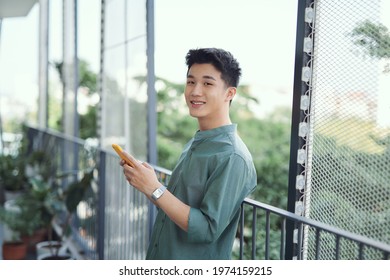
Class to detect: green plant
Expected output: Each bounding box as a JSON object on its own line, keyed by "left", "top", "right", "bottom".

{"left": 0, "top": 154, "right": 29, "bottom": 193}
{"left": 0, "top": 135, "right": 56, "bottom": 195}
{"left": 0, "top": 199, "right": 43, "bottom": 241}
{"left": 1, "top": 152, "right": 96, "bottom": 257}
{"left": 28, "top": 168, "right": 96, "bottom": 257}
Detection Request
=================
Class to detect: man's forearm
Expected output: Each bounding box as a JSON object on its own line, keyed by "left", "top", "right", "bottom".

{"left": 151, "top": 189, "right": 190, "bottom": 232}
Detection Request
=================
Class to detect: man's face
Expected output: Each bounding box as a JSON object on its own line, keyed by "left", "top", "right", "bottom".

{"left": 184, "top": 63, "right": 234, "bottom": 127}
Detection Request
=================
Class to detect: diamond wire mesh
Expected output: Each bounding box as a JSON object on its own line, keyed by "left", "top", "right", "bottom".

{"left": 304, "top": 0, "right": 390, "bottom": 259}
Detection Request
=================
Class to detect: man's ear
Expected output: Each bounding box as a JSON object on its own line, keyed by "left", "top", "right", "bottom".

{"left": 226, "top": 87, "right": 237, "bottom": 102}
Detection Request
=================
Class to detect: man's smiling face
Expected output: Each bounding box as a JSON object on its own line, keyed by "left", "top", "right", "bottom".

{"left": 185, "top": 63, "right": 235, "bottom": 130}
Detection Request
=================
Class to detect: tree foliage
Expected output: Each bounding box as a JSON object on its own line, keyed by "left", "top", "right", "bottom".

{"left": 50, "top": 59, "right": 98, "bottom": 138}
{"left": 350, "top": 20, "right": 390, "bottom": 73}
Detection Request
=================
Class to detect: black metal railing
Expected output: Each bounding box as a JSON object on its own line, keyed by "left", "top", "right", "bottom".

{"left": 239, "top": 198, "right": 390, "bottom": 260}
{"left": 25, "top": 125, "right": 390, "bottom": 260}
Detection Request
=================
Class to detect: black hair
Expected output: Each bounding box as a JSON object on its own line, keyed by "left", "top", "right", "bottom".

{"left": 185, "top": 48, "right": 242, "bottom": 88}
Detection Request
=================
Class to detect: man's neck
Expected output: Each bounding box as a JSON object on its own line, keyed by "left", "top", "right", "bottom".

{"left": 198, "top": 118, "right": 232, "bottom": 131}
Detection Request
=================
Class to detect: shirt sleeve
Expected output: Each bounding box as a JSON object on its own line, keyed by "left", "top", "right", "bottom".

{"left": 187, "top": 154, "right": 256, "bottom": 243}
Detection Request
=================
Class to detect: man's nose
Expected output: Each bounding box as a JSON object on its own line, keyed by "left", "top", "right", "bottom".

{"left": 191, "top": 83, "right": 202, "bottom": 96}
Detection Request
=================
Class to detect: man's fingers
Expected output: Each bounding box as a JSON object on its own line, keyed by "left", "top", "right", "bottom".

{"left": 121, "top": 151, "right": 138, "bottom": 167}
{"left": 142, "top": 161, "right": 153, "bottom": 170}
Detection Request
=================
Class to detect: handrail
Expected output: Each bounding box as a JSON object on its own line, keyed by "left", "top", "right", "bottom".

{"left": 240, "top": 198, "right": 390, "bottom": 259}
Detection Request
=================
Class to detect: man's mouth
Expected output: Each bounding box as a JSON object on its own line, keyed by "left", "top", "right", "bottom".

{"left": 191, "top": 101, "right": 206, "bottom": 105}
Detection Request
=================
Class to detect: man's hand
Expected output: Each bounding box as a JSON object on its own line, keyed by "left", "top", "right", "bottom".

{"left": 120, "top": 152, "right": 161, "bottom": 198}
{"left": 119, "top": 152, "right": 190, "bottom": 232}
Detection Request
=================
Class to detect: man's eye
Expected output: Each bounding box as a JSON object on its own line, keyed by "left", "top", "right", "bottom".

{"left": 204, "top": 82, "right": 212, "bottom": 86}
{"left": 186, "top": 80, "right": 194, "bottom": 85}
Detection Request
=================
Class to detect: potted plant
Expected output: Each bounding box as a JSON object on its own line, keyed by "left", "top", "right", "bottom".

{"left": 0, "top": 126, "right": 54, "bottom": 204}
{"left": 0, "top": 199, "right": 42, "bottom": 259}
{"left": 0, "top": 153, "right": 29, "bottom": 202}
{"left": 33, "top": 168, "right": 96, "bottom": 260}
{"left": 0, "top": 145, "right": 59, "bottom": 251}
{"left": 11, "top": 179, "right": 53, "bottom": 253}
{"left": 0, "top": 130, "right": 30, "bottom": 202}
{"left": 27, "top": 174, "right": 69, "bottom": 260}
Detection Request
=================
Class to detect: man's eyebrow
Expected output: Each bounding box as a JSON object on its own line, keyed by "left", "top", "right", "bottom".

{"left": 203, "top": 75, "right": 216, "bottom": 81}
{"left": 186, "top": 74, "right": 216, "bottom": 81}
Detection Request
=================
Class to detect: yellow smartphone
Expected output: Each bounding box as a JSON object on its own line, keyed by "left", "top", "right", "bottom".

{"left": 112, "top": 144, "right": 136, "bottom": 167}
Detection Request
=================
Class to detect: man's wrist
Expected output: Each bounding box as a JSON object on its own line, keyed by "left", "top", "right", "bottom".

{"left": 151, "top": 185, "right": 167, "bottom": 201}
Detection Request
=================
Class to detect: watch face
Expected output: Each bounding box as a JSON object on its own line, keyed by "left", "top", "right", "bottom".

{"left": 152, "top": 186, "right": 166, "bottom": 200}
{"left": 155, "top": 189, "right": 163, "bottom": 197}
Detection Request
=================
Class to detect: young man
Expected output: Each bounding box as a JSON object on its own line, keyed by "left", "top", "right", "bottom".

{"left": 120, "top": 48, "right": 257, "bottom": 259}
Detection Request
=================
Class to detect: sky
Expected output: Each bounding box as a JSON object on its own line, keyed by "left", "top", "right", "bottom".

{"left": 154, "top": 0, "right": 298, "bottom": 87}
{"left": 154, "top": 0, "right": 299, "bottom": 117}
{"left": 0, "top": 0, "right": 299, "bottom": 124}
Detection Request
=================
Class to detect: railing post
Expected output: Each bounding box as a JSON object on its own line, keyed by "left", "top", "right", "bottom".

{"left": 286, "top": 0, "right": 314, "bottom": 260}
{"left": 97, "top": 150, "right": 106, "bottom": 259}
{"left": 251, "top": 207, "right": 257, "bottom": 260}
{"left": 239, "top": 203, "right": 245, "bottom": 260}
{"left": 146, "top": 0, "right": 157, "bottom": 244}
{"left": 265, "top": 211, "right": 270, "bottom": 260}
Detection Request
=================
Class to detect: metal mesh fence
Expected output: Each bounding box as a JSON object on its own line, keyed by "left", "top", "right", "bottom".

{"left": 303, "top": 0, "right": 390, "bottom": 259}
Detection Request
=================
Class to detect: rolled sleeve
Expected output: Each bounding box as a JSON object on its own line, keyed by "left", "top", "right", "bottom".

{"left": 188, "top": 208, "right": 211, "bottom": 243}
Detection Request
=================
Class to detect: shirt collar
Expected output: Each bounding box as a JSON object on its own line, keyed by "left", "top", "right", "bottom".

{"left": 194, "top": 124, "right": 237, "bottom": 141}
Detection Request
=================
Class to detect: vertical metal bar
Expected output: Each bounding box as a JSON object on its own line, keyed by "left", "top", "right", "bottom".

{"left": 97, "top": 150, "right": 106, "bottom": 259}
{"left": 286, "top": 0, "right": 310, "bottom": 260}
{"left": 359, "top": 243, "right": 364, "bottom": 260}
{"left": 61, "top": 136, "right": 68, "bottom": 187}
{"left": 0, "top": 19, "right": 4, "bottom": 152}
{"left": 98, "top": 0, "right": 105, "bottom": 146}
{"left": 251, "top": 207, "right": 257, "bottom": 259}
{"left": 72, "top": 0, "right": 80, "bottom": 180}
{"left": 280, "top": 218, "right": 286, "bottom": 259}
{"left": 239, "top": 204, "right": 245, "bottom": 260}
{"left": 123, "top": 0, "right": 131, "bottom": 152}
{"left": 297, "top": 223, "right": 303, "bottom": 260}
{"left": 265, "top": 211, "right": 270, "bottom": 260}
{"left": 60, "top": 0, "right": 65, "bottom": 137}
{"left": 73, "top": 0, "right": 79, "bottom": 139}
{"left": 96, "top": 0, "right": 106, "bottom": 260}
{"left": 315, "top": 228, "right": 321, "bottom": 259}
{"left": 335, "top": 235, "right": 340, "bottom": 260}
{"left": 146, "top": 0, "right": 157, "bottom": 241}
{"left": 146, "top": 0, "right": 157, "bottom": 165}
{"left": 123, "top": 0, "right": 131, "bottom": 259}
{"left": 38, "top": 0, "right": 50, "bottom": 129}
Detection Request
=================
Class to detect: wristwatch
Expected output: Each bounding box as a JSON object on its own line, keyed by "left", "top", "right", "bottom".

{"left": 151, "top": 185, "right": 167, "bottom": 201}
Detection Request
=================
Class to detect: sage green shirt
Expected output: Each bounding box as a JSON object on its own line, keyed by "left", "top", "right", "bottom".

{"left": 146, "top": 124, "right": 257, "bottom": 259}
